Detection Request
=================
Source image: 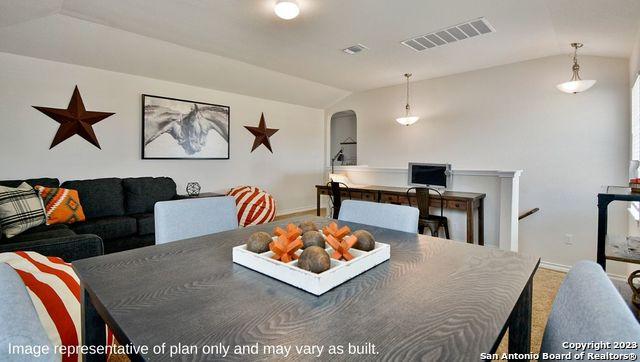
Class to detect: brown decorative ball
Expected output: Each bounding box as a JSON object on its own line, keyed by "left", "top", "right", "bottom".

{"left": 298, "top": 246, "right": 331, "bottom": 273}
{"left": 246, "top": 231, "right": 272, "bottom": 253}
{"left": 353, "top": 230, "right": 376, "bottom": 251}
{"left": 299, "top": 221, "right": 319, "bottom": 234}
{"left": 301, "top": 230, "right": 325, "bottom": 249}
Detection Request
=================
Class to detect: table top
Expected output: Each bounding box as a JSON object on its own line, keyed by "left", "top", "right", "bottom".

{"left": 73, "top": 216, "right": 538, "bottom": 361}
{"left": 316, "top": 184, "right": 485, "bottom": 199}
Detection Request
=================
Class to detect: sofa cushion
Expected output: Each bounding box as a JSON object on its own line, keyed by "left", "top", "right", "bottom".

{"left": 131, "top": 213, "right": 154, "bottom": 236}
{"left": 0, "top": 178, "right": 60, "bottom": 189}
{"left": 0, "top": 183, "right": 46, "bottom": 239}
{"left": 123, "top": 177, "right": 177, "bottom": 214}
{"left": 70, "top": 216, "right": 136, "bottom": 241}
{"left": 0, "top": 262, "right": 56, "bottom": 362}
{"left": 8, "top": 226, "right": 76, "bottom": 243}
{"left": 61, "top": 178, "right": 125, "bottom": 219}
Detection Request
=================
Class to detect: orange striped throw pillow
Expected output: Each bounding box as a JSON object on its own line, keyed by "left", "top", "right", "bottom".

{"left": 227, "top": 186, "right": 277, "bottom": 227}
{"left": 34, "top": 186, "right": 86, "bottom": 225}
{"left": 0, "top": 251, "right": 114, "bottom": 362}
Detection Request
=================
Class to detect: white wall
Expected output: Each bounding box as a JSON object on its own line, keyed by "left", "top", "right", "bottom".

{"left": 0, "top": 52, "right": 325, "bottom": 214}
{"left": 327, "top": 55, "right": 630, "bottom": 273}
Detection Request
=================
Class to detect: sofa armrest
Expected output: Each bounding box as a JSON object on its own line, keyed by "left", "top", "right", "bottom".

{"left": 0, "top": 234, "right": 104, "bottom": 262}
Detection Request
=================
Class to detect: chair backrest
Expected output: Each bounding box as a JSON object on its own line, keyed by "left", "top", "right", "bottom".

{"left": 338, "top": 200, "right": 419, "bottom": 233}
{"left": 0, "top": 263, "right": 56, "bottom": 361}
{"left": 541, "top": 261, "right": 640, "bottom": 356}
{"left": 407, "top": 187, "right": 444, "bottom": 218}
{"left": 328, "top": 181, "right": 351, "bottom": 219}
{"left": 154, "top": 196, "right": 238, "bottom": 244}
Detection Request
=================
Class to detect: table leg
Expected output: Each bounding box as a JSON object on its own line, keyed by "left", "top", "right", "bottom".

{"left": 478, "top": 199, "right": 485, "bottom": 246}
{"left": 596, "top": 195, "right": 612, "bottom": 271}
{"left": 508, "top": 279, "right": 532, "bottom": 361}
{"left": 316, "top": 191, "right": 321, "bottom": 217}
{"left": 82, "top": 287, "right": 106, "bottom": 362}
{"left": 466, "top": 203, "right": 474, "bottom": 244}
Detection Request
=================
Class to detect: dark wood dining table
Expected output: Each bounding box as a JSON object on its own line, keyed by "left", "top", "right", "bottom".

{"left": 73, "top": 216, "right": 539, "bottom": 361}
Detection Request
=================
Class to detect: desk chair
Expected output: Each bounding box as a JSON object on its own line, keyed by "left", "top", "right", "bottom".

{"left": 407, "top": 187, "right": 450, "bottom": 239}
{"left": 338, "top": 200, "right": 419, "bottom": 233}
{"left": 327, "top": 181, "right": 351, "bottom": 219}
{"left": 154, "top": 197, "right": 238, "bottom": 244}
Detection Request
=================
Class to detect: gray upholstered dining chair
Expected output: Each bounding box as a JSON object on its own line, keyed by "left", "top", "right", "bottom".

{"left": 154, "top": 196, "right": 238, "bottom": 244}
{"left": 0, "top": 263, "right": 57, "bottom": 362}
{"left": 337, "top": 200, "right": 419, "bottom": 233}
{"left": 540, "top": 261, "right": 640, "bottom": 358}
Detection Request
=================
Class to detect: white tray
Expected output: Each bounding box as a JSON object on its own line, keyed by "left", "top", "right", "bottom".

{"left": 232, "top": 238, "right": 390, "bottom": 296}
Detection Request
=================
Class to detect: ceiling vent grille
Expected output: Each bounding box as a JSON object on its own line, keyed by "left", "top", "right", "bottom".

{"left": 401, "top": 17, "right": 495, "bottom": 52}
{"left": 342, "top": 44, "right": 368, "bottom": 54}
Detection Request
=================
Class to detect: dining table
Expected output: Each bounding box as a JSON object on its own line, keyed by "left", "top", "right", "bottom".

{"left": 73, "top": 216, "right": 539, "bottom": 361}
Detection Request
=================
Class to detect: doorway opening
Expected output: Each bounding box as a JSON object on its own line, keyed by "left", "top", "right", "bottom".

{"left": 330, "top": 110, "right": 357, "bottom": 167}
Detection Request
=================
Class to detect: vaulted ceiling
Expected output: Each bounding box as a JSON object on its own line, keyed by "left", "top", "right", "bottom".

{"left": 2, "top": 0, "right": 640, "bottom": 103}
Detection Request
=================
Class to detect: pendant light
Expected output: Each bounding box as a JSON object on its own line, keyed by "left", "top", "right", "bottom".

{"left": 274, "top": 0, "right": 300, "bottom": 20}
{"left": 556, "top": 43, "right": 596, "bottom": 94}
{"left": 396, "top": 73, "right": 419, "bottom": 126}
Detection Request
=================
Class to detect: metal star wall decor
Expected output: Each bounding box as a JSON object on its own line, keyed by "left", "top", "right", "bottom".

{"left": 244, "top": 113, "right": 279, "bottom": 153}
{"left": 33, "top": 85, "right": 115, "bottom": 149}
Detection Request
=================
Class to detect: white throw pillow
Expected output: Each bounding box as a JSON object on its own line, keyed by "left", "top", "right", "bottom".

{"left": 0, "top": 182, "right": 46, "bottom": 238}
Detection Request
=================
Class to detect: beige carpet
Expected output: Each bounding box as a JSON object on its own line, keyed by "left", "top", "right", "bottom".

{"left": 494, "top": 268, "right": 566, "bottom": 358}
{"left": 108, "top": 267, "right": 565, "bottom": 361}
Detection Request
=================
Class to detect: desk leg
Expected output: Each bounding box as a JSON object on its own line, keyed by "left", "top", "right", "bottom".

{"left": 596, "top": 195, "right": 612, "bottom": 271}
{"left": 82, "top": 287, "right": 106, "bottom": 362}
{"left": 478, "top": 199, "right": 485, "bottom": 246}
{"left": 316, "top": 191, "right": 321, "bottom": 217}
{"left": 466, "top": 203, "right": 474, "bottom": 244}
{"left": 508, "top": 279, "right": 532, "bottom": 361}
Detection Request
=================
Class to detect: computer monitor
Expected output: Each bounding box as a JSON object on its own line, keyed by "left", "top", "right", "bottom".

{"left": 408, "top": 163, "right": 452, "bottom": 189}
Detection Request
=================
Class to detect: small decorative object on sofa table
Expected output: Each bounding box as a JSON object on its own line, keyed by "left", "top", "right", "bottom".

{"left": 629, "top": 270, "right": 640, "bottom": 307}
{"left": 186, "top": 182, "right": 201, "bottom": 197}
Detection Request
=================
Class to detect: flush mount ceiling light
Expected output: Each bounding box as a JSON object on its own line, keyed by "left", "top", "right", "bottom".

{"left": 556, "top": 43, "right": 596, "bottom": 94}
{"left": 396, "top": 73, "right": 419, "bottom": 126}
{"left": 274, "top": 0, "right": 300, "bottom": 20}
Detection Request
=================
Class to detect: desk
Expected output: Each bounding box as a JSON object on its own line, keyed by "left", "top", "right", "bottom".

{"left": 74, "top": 216, "right": 537, "bottom": 361}
{"left": 316, "top": 185, "right": 485, "bottom": 245}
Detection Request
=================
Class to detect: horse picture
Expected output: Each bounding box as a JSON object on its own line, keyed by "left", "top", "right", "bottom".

{"left": 142, "top": 95, "right": 230, "bottom": 159}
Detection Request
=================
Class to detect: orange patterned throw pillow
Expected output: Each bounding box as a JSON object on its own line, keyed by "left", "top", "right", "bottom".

{"left": 35, "top": 186, "right": 86, "bottom": 225}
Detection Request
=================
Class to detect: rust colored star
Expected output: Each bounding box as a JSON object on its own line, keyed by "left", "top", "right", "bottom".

{"left": 244, "top": 113, "right": 279, "bottom": 153}
{"left": 270, "top": 224, "right": 303, "bottom": 263}
{"left": 33, "top": 86, "right": 115, "bottom": 149}
{"left": 322, "top": 222, "right": 357, "bottom": 261}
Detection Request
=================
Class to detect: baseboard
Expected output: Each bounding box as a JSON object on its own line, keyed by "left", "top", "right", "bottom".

{"left": 276, "top": 205, "right": 317, "bottom": 217}
{"left": 540, "top": 260, "right": 627, "bottom": 281}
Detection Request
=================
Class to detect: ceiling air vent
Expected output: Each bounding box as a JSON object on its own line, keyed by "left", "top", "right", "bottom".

{"left": 342, "top": 44, "right": 368, "bottom": 55}
{"left": 401, "top": 17, "right": 495, "bottom": 52}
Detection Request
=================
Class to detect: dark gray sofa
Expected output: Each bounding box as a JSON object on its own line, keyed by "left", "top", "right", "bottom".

{"left": 0, "top": 176, "right": 178, "bottom": 260}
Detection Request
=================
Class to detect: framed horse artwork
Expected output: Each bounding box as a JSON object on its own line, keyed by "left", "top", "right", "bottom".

{"left": 142, "top": 94, "right": 230, "bottom": 159}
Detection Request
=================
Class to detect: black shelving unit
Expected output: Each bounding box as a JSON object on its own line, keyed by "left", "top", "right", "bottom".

{"left": 597, "top": 186, "right": 640, "bottom": 270}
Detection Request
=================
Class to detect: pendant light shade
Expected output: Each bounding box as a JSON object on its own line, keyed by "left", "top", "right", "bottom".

{"left": 396, "top": 73, "right": 419, "bottom": 126}
{"left": 556, "top": 43, "right": 596, "bottom": 94}
{"left": 274, "top": 0, "right": 300, "bottom": 20}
